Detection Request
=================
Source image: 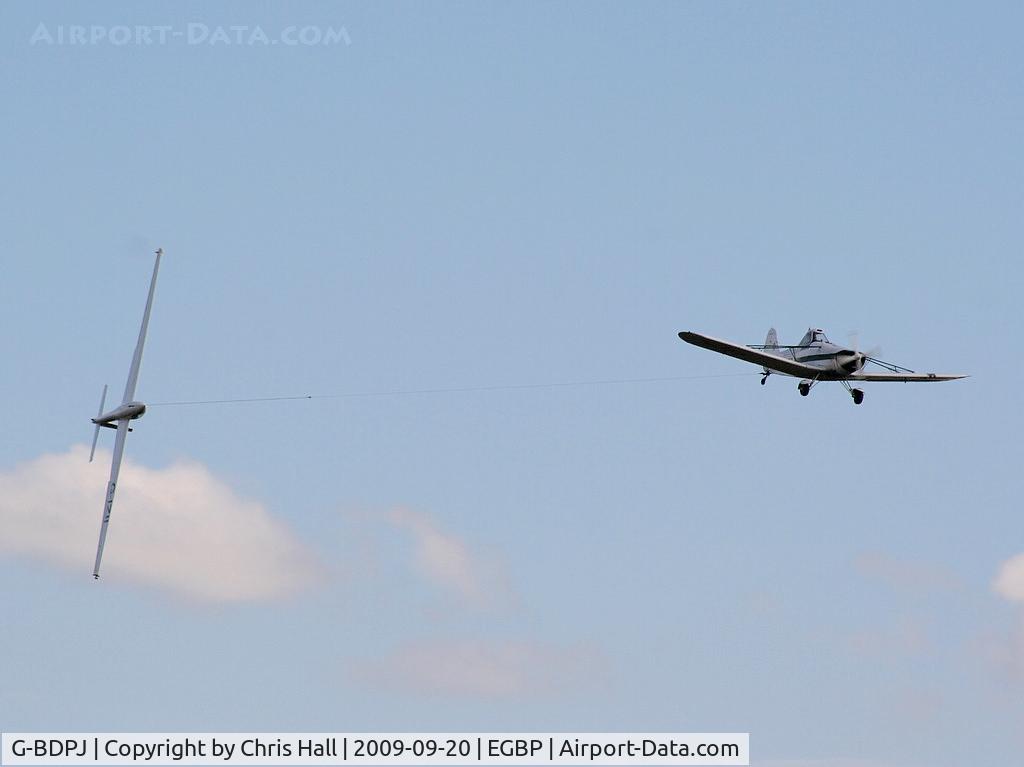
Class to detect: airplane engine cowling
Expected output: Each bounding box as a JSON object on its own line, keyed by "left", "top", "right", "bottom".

{"left": 834, "top": 351, "right": 865, "bottom": 375}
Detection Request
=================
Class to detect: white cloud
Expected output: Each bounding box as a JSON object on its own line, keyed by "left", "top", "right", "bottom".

{"left": 0, "top": 445, "right": 321, "bottom": 602}
{"left": 386, "top": 507, "right": 511, "bottom": 608}
{"left": 980, "top": 554, "right": 1024, "bottom": 686}
{"left": 352, "top": 638, "right": 605, "bottom": 698}
{"left": 963, "top": 556, "right": 1024, "bottom": 690}
{"left": 993, "top": 553, "right": 1024, "bottom": 603}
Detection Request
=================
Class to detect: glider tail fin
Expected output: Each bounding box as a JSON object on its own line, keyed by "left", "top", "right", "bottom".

{"left": 89, "top": 384, "right": 107, "bottom": 463}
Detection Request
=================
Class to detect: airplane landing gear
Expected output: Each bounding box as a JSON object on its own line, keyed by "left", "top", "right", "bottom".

{"left": 798, "top": 380, "right": 811, "bottom": 397}
{"left": 761, "top": 372, "right": 769, "bottom": 385}
{"left": 840, "top": 379, "right": 865, "bottom": 405}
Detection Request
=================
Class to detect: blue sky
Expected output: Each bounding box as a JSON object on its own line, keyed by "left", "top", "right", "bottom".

{"left": 1, "top": 2, "right": 1022, "bottom": 765}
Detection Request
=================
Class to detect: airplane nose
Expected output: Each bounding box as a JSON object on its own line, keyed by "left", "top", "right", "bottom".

{"left": 838, "top": 351, "right": 864, "bottom": 373}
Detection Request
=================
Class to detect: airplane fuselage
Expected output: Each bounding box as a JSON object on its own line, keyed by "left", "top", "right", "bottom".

{"left": 776, "top": 341, "right": 867, "bottom": 378}
{"left": 92, "top": 401, "right": 146, "bottom": 426}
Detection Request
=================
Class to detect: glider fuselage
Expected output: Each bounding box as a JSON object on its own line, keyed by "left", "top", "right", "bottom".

{"left": 92, "top": 401, "right": 146, "bottom": 426}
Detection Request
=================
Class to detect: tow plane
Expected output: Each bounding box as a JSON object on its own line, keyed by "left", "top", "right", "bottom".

{"left": 89, "top": 248, "right": 163, "bottom": 578}
{"left": 679, "top": 327, "right": 966, "bottom": 405}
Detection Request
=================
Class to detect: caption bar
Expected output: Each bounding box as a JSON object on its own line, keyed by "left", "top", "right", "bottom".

{"left": 2, "top": 734, "right": 748, "bottom": 766}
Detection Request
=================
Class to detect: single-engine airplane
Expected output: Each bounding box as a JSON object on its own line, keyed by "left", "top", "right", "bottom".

{"left": 678, "top": 327, "right": 966, "bottom": 405}
{"left": 89, "top": 248, "right": 163, "bottom": 579}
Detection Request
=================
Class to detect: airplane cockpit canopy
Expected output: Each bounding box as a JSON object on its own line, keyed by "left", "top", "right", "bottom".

{"left": 800, "top": 328, "right": 829, "bottom": 345}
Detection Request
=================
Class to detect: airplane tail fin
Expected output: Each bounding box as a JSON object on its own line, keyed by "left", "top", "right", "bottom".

{"left": 89, "top": 384, "right": 107, "bottom": 462}
{"left": 762, "top": 328, "right": 779, "bottom": 379}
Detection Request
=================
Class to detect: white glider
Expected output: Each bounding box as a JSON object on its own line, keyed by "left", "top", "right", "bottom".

{"left": 89, "top": 248, "right": 163, "bottom": 578}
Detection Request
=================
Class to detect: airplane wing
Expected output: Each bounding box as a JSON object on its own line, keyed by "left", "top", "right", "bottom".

{"left": 849, "top": 372, "right": 968, "bottom": 382}
{"left": 678, "top": 331, "right": 823, "bottom": 378}
{"left": 121, "top": 249, "right": 162, "bottom": 404}
{"left": 92, "top": 418, "right": 131, "bottom": 579}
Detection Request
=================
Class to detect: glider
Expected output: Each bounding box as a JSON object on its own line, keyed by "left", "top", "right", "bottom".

{"left": 89, "top": 248, "right": 163, "bottom": 578}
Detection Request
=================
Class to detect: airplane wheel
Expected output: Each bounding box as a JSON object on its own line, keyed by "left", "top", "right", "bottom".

{"left": 852, "top": 388, "right": 864, "bottom": 405}
{"left": 798, "top": 382, "right": 810, "bottom": 397}
{"left": 760, "top": 377, "right": 767, "bottom": 386}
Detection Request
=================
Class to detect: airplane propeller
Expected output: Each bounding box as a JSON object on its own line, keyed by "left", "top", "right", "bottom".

{"left": 846, "top": 330, "right": 882, "bottom": 372}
